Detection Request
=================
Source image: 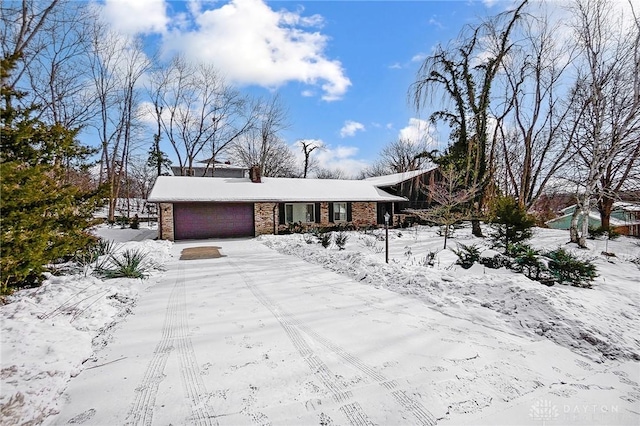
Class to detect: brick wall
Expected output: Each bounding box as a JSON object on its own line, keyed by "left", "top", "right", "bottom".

{"left": 161, "top": 201, "right": 379, "bottom": 239}
{"left": 273, "top": 201, "right": 378, "bottom": 234}
{"left": 254, "top": 202, "right": 277, "bottom": 236}
{"left": 351, "top": 202, "right": 377, "bottom": 227}
{"left": 159, "top": 203, "right": 174, "bottom": 241}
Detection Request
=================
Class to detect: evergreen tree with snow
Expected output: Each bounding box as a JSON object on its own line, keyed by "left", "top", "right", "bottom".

{"left": 1, "top": 55, "right": 103, "bottom": 293}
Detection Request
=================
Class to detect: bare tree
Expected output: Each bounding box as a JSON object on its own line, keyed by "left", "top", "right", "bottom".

{"left": 408, "top": 165, "right": 477, "bottom": 249}
{"left": 87, "top": 15, "right": 151, "bottom": 221}
{"left": 229, "top": 94, "right": 296, "bottom": 177}
{"left": 566, "top": 0, "right": 640, "bottom": 247}
{"left": 410, "top": 0, "right": 528, "bottom": 236}
{"left": 315, "top": 168, "right": 347, "bottom": 179}
{"left": 1, "top": 0, "right": 61, "bottom": 92}
{"left": 297, "top": 139, "right": 324, "bottom": 178}
{"left": 20, "top": 2, "right": 95, "bottom": 128}
{"left": 498, "top": 13, "right": 580, "bottom": 209}
{"left": 380, "top": 138, "right": 431, "bottom": 173}
{"left": 150, "top": 56, "right": 256, "bottom": 176}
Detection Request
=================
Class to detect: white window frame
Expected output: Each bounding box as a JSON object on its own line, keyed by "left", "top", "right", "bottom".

{"left": 284, "top": 203, "right": 315, "bottom": 223}
{"left": 333, "top": 202, "right": 347, "bottom": 222}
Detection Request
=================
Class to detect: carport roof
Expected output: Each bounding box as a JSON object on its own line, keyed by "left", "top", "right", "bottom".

{"left": 147, "top": 176, "right": 407, "bottom": 203}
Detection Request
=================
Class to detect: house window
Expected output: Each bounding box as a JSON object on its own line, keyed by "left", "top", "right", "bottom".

{"left": 285, "top": 203, "right": 315, "bottom": 223}
{"left": 333, "top": 202, "right": 347, "bottom": 221}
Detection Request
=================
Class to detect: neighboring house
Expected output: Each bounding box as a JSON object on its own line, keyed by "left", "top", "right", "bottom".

{"left": 170, "top": 159, "right": 248, "bottom": 178}
{"left": 365, "top": 167, "right": 439, "bottom": 224}
{"left": 147, "top": 168, "right": 406, "bottom": 240}
{"left": 546, "top": 202, "right": 640, "bottom": 236}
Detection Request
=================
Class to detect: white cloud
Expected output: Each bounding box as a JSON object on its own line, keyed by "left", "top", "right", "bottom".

{"left": 102, "top": 0, "right": 168, "bottom": 35}
{"left": 314, "top": 144, "right": 369, "bottom": 178}
{"left": 428, "top": 17, "right": 444, "bottom": 29}
{"left": 411, "top": 53, "right": 428, "bottom": 63}
{"left": 291, "top": 140, "right": 368, "bottom": 178}
{"left": 398, "top": 118, "right": 438, "bottom": 148}
{"left": 340, "top": 120, "right": 365, "bottom": 138}
{"left": 161, "top": 0, "right": 351, "bottom": 101}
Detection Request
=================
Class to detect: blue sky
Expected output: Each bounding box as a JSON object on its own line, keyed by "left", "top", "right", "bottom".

{"left": 97, "top": 0, "right": 512, "bottom": 175}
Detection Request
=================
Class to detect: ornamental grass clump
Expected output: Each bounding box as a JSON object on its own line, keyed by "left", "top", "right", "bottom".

{"left": 334, "top": 231, "right": 349, "bottom": 250}
{"left": 319, "top": 232, "right": 332, "bottom": 248}
{"left": 96, "top": 249, "right": 152, "bottom": 279}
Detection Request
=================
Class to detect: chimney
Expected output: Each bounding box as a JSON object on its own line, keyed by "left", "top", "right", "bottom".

{"left": 249, "top": 165, "right": 261, "bottom": 183}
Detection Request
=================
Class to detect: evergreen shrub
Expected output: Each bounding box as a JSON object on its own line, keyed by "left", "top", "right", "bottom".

{"left": 489, "top": 196, "right": 536, "bottom": 254}
{"left": 544, "top": 248, "right": 597, "bottom": 288}
{"left": 451, "top": 243, "right": 481, "bottom": 269}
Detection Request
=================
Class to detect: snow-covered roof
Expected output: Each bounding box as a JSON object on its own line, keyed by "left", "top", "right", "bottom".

{"left": 148, "top": 176, "right": 407, "bottom": 203}
{"left": 615, "top": 201, "right": 640, "bottom": 212}
{"left": 546, "top": 212, "right": 632, "bottom": 227}
{"left": 560, "top": 202, "right": 640, "bottom": 214}
{"left": 364, "top": 166, "right": 438, "bottom": 187}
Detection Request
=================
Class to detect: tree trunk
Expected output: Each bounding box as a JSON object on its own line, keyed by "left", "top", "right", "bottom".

{"left": 598, "top": 197, "right": 614, "bottom": 230}
{"left": 579, "top": 203, "right": 589, "bottom": 248}
{"left": 443, "top": 225, "right": 449, "bottom": 249}
{"left": 569, "top": 206, "right": 580, "bottom": 244}
{"left": 471, "top": 219, "right": 483, "bottom": 237}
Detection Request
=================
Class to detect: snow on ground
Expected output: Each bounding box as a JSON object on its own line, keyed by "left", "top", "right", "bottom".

{"left": 1, "top": 224, "right": 639, "bottom": 425}
{"left": 261, "top": 226, "right": 640, "bottom": 364}
{"left": 0, "top": 225, "right": 172, "bottom": 425}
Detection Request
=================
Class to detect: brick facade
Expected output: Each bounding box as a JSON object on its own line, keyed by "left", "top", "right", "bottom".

{"left": 254, "top": 202, "right": 278, "bottom": 236}
{"left": 159, "top": 203, "right": 174, "bottom": 241}
{"left": 351, "top": 202, "right": 377, "bottom": 227}
{"left": 276, "top": 201, "right": 378, "bottom": 234}
{"left": 159, "top": 201, "right": 380, "bottom": 240}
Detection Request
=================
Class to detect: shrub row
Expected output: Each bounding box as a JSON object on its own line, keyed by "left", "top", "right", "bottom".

{"left": 453, "top": 243, "right": 597, "bottom": 288}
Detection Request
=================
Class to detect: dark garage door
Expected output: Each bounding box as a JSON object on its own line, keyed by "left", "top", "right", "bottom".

{"left": 173, "top": 203, "right": 254, "bottom": 240}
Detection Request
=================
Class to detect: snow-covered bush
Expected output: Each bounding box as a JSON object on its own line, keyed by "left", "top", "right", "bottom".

{"left": 544, "top": 248, "right": 597, "bottom": 288}
{"left": 319, "top": 232, "right": 332, "bottom": 248}
{"left": 451, "top": 243, "right": 481, "bottom": 269}
{"left": 479, "top": 252, "right": 512, "bottom": 270}
{"left": 303, "top": 233, "right": 317, "bottom": 244}
{"left": 511, "top": 245, "right": 548, "bottom": 282}
{"left": 334, "top": 231, "right": 349, "bottom": 250}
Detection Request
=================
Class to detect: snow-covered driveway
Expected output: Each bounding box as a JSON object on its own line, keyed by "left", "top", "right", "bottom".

{"left": 48, "top": 238, "right": 639, "bottom": 425}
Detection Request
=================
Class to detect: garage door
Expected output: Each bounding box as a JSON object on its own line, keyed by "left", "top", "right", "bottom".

{"left": 173, "top": 203, "right": 254, "bottom": 240}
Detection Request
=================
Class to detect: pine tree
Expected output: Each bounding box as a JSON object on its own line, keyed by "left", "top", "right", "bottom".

{"left": 1, "top": 55, "right": 104, "bottom": 293}
{"left": 488, "top": 195, "right": 536, "bottom": 254}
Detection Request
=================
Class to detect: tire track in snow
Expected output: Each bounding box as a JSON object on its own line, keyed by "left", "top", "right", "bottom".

{"left": 126, "top": 266, "right": 215, "bottom": 426}
{"left": 232, "top": 260, "right": 436, "bottom": 426}
{"left": 229, "top": 260, "right": 372, "bottom": 425}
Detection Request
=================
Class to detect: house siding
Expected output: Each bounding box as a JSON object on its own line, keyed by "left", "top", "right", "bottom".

{"left": 159, "top": 203, "right": 174, "bottom": 241}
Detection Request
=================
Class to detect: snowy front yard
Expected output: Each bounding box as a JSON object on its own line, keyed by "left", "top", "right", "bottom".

{"left": 1, "top": 225, "right": 639, "bottom": 425}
